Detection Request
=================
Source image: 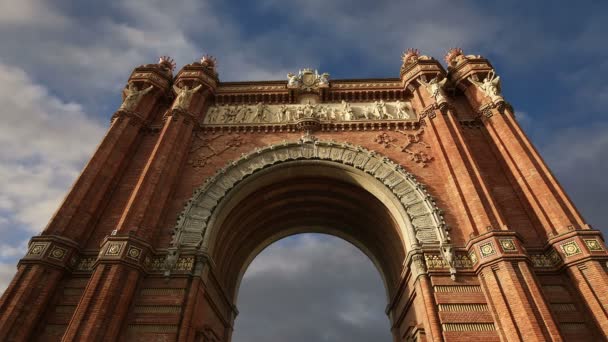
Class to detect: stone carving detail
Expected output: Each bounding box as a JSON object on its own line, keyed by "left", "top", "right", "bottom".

{"left": 120, "top": 82, "right": 154, "bottom": 112}
{"left": 172, "top": 83, "right": 203, "bottom": 110}
{"left": 287, "top": 68, "right": 329, "bottom": 91}
{"left": 444, "top": 48, "right": 482, "bottom": 69}
{"left": 75, "top": 257, "right": 95, "bottom": 271}
{"left": 401, "top": 48, "right": 434, "bottom": 71}
{"left": 171, "top": 140, "right": 452, "bottom": 270}
{"left": 188, "top": 133, "right": 243, "bottom": 168}
{"left": 469, "top": 70, "right": 504, "bottom": 103}
{"left": 202, "top": 100, "right": 416, "bottom": 124}
{"left": 530, "top": 249, "right": 562, "bottom": 268}
{"left": 418, "top": 76, "right": 448, "bottom": 105}
{"left": 560, "top": 241, "right": 582, "bottom": 257}
{"left": 374, "top": 129, "right": 433, "bottom": 167}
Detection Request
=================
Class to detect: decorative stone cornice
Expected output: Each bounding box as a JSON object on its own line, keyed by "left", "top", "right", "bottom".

{"left": 20, "top": 235, "right": 81, "bottom": 271}
{"left": 175, "top": 63, "right": 219, "bottom": 93}
{"left": 399, "top": 49, "right": 446, "bottom": 92}
{"left": 110, "top": 109, "right": 147, "bottom": 126}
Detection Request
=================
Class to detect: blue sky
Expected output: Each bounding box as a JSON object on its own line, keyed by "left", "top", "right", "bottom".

{"left": 0, "top": 1, "right": 606, "bottom": 340}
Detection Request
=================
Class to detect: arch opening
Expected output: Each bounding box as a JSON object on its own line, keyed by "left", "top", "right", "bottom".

{"left": 171, "top": 139, "right": 453, "bottom": 305}
{"left": 232, "top": 233, "right": 393, "bottom": 341}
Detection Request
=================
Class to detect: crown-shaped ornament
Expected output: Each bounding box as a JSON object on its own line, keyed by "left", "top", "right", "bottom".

{"left": 445, "top": 48, "right": 464, "bottom": 65}
{"left": 402, "top": 48, "right": 420, "bottom": 65}
{"left": 158, "top": 55, "right": 176, "bottom": 71}
{"left": 200, "top": 54, "right": 217, "bottom": 69}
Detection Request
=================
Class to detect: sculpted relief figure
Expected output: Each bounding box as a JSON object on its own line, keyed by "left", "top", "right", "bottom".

{"left": 252, "top": 102, "right": 268, "bottom": 122}
{"left": 342, "top": 100, "right": 354, "bottom": 121}
{"left": 287, "top": 72, "right": 300, "bottom": 87}
{"left": 418, "top": 76, "right": 448, "bottom": 105}
{"left": 378, "top": 100, "right": 393, "bottom": 119}
{"left": 468, "top": 70, "right": 503, "bottom": 103}
{"left": 172, "top": 83, "right": 203, "bottom": 110}
{"left": 395, "top": 100, "right": 412, "bottom": 119}
{"left": 120, "top": 82, "right": 154, "bottom": 111}
{"left": 318, "top": 71, "right": 330, "bottom": 86}
{"left": 203, "top": 100, "right": 415, "bottom": 125}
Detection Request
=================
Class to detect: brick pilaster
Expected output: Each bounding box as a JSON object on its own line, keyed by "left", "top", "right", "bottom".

{"left": 43, "top": 62, "right": 172, "bottom": 242}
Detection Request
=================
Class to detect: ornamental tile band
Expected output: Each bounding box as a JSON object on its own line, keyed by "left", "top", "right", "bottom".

{"left": 27, "top": 242, "right": 49, "bottom": 257}
{"left": 48, "top": 246, "right": 67, "bottom": 261}
{"left": 126, "top": 246, "right": 142, "bottom": 260}
{"left": 584, "top": 239, "right": 604, "bottom": 251}
{"left": 560, "top": 241, "right": 582, "bottom": 257}
{"left": 479, "top": 242, "right": 496, "bottom": 258}
{"left": 105, "top": 243, "right": 123, "bottom": 256}
{"left": 499, "top": 238, "right": 517, "bottom": 253}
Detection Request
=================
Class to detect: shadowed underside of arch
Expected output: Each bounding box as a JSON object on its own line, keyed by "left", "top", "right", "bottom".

{"left": 170, "top": 139, "right": 453, "bottom": 299}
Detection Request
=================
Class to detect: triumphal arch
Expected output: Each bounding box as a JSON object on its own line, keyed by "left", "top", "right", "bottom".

{"left": 1, "top": 49, "right": 608, "bottom": 341}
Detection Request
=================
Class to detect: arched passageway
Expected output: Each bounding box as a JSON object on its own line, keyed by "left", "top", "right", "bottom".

{"left": 232, "top": 233, "right": 392, "bottom": 341}
{"left": 171, "top": 140, "right": 453, "bottom": 340}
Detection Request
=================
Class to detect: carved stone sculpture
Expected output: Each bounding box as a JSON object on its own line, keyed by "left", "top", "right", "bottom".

{"left": 418, "top": 76, "right": 448, "bottom": 105}
{"left": 395, "top": 100, "right": 412, "bottom": 119}
{"left": 203, "top": 100, "right": 416, "bottom": 124}
{"left": 469, "top": 70, "right": 503, "bottom": 103}
{"left": 172, "top": 83, "right": 203, "bottom": 110}
{"left": 120, "top": 82, "right": 153, "bottom": 111}
{"left": 342, "top": 100, "right": 354, "bottom": 121}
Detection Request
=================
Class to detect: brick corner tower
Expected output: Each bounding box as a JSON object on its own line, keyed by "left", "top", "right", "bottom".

{"left": 1, "top": 50, "right": 607, "bottom": 341}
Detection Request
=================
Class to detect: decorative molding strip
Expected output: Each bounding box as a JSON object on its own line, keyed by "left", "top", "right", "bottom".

{"left": 560, "top": 322, "right": 588, "bottom": 331}
{"left": 139, "top": 288, "right": 186, "bottom": 296}
{"left": 127, "top": 324, "right": 179, "bottom": 333}
{"left": 442, "top": 323, "right": 495, "bottom": 332}
{"left": 133, "top": 305, "right": 182, "bottom": 314}
{"left": 434, "top": 285, "right": 482, "bottom": 293}
{"left": 530, "top": 249, "right": 562, "bottom": 268}
{"left": 438, "top": 304, "right": 488, "bottom": 312}
{"left": 197, "top": 120, "right": 419, "bottom": 134}
{"left": 550, "top": 303, "right": 577, "bottom": 312}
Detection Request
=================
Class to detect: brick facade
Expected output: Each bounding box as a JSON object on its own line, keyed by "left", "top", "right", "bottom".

{"left": 1, "top": 51, "right": 607, "bottom": 341}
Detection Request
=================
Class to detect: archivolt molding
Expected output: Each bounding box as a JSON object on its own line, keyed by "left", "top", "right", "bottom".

{"left": 169, "top": 138, "right": 454, "bottom": 272}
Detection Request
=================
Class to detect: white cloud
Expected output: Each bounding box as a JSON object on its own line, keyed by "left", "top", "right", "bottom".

{"left": 0, "top": 61, "right": 106, "bottom": 233}
{"left": 0, "top": 0, "right": 68, "bottom": 28}
{"left": 0, "top": 262, "right": 18, "bottom": 296}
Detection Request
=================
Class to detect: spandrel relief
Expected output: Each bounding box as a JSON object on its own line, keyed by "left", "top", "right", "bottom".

{"left": 203, "top": 100, "right": 416, "bottom": 124}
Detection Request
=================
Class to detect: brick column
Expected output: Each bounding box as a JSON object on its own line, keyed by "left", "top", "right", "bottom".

{"left": 63, "top": 60, "right": 219, "bottom": 341}
{"left": 550, "top": 233, "right": 608, "bottom": 337}
{"left": 0, "top": 60, "right": 172, "bottom": 341}
{"left": 44, "top": 59, "right": 173, "bottom": 242}
{"left": 448, "top": 53, "right": 585, "bottom": 237}
{"left": 401, "top": 54, "right": 505, "bottom": 244}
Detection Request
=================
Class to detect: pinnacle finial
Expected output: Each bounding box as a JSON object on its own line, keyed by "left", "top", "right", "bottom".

{"left": 445, "top": 48, "right": 464, "bottom": 66}
{"left": 402, "top": 48, "right": 420, "bottom": 65}
{"left": 158, "top": 56, "right": 176, "bottom": 71}
{"left": 200, "top": 54, "right": 217, "bottom": 69}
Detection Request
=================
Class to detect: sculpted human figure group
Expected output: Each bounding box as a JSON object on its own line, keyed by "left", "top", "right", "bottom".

{"left": 203, "top": 100, "right": 415, "bottom": 124}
